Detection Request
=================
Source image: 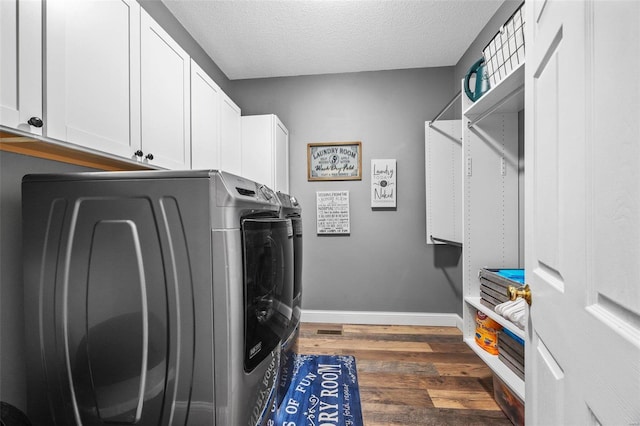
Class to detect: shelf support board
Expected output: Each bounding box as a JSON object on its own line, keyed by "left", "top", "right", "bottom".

{"left": 0, "top": 126, "right": 156, "bottom": 171}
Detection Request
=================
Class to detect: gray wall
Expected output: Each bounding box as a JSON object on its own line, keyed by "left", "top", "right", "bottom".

{"left": 0, "top": 152, "right": 97, "bottom": 411}
{"left": 231, "top": 68, "right": 463, "bottom": 314}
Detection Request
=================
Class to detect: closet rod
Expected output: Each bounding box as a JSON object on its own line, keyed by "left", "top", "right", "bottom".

{"left": 467, "top": 86, "right": 524, "bottom": 128}
{"left": 430, "top": 235, "right": 463, "bottom": 247}
{"left": 429, "top": 91, "right": 461, "bottom": 126}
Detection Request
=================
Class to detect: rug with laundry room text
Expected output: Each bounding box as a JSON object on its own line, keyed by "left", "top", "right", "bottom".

{"left": 267, "top": 354, "right": 363, "bottom": 426}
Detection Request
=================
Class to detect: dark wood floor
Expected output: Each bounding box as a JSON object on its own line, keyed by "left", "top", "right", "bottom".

{"left": 297, "top": 322, "right": 512, "bottom": 426}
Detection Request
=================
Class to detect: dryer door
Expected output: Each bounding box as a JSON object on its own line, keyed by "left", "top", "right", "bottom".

{"left": 242, "top": 217, "right": 294, "bottom": 372}
{"left": 22, "top": 180, "right": 205, "bottom": 426}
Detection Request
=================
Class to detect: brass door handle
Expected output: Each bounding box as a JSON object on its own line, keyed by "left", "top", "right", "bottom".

{"left": 507, "top": 284, "right": 531, "bottom": 306}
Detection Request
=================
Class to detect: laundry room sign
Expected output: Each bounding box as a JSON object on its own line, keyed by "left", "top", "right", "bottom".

{"left": 371, "top": 159, "right": 396, "bottom": 208}
{"left": 307, "top": 142, "right": 362, "bottom": 181}
{"left": 316, "top": 191, "right": 350, "bottom": 234}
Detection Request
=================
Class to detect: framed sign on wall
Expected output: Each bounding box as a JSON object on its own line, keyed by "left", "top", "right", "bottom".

{"left": 316, "top": 191, "right": 350, "bottom": 234}
{"left": 307, "top": 141, "right": 362, "bottom": 181}
{"left": 371, "top": 159, "right": 396, "bottom": 208}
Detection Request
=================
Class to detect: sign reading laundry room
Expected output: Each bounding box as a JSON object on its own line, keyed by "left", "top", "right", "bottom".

{"left": 316, "top": 191, "right": 350, "bottom": 234}
{"left": 371, "top": 159, "right": 396, "bottom": 208}
{"left": 307, "top": 142, "right": 362, "bottom": 181}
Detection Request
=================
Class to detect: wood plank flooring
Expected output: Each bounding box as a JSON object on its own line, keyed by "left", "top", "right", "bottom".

{"left": 297, "top": 323, "right": 512, "bottom": 426}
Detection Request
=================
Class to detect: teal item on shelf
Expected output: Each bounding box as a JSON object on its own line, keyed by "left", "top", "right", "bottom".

{"left": 497, "top": 269, "right": 525, "bottom": 284}
{"left": 464, "top": 58, "right": 491, "bottom": 101}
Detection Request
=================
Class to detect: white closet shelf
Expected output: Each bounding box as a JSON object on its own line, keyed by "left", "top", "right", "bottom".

{"left": 465, "top": 296, "right": 525, "bottom": 340}
{"left": 464, "top": 62, "right": 525, "bottom": 118}
{"left": 464, "top": 336, "right": 525, "bottom": 400}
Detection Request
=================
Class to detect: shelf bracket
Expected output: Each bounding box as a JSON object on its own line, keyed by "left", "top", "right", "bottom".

{"left": 466, "top": 86, "right": 524, "bottom": 128}
{"left": 429, "top": 91, "right": 461, "bottom": 127}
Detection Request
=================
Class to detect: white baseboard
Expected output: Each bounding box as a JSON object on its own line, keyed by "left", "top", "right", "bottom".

{"left": 301, "top": 309, "right": 463, "bottom": 330}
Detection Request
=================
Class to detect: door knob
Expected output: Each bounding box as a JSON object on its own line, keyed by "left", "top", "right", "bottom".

{"left": 145, "top": 153, "right": 154, "bottom": 160}
{"left": 134, "top": 150, "right": 144, "bottom": 157}
{"left": 507, "top": 284, "right": 531, "bottom": 306}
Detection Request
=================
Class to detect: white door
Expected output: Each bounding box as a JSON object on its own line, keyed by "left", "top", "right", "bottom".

{"left": 46, "top": 0, "right": 140, "bottom": 156}
{"left": 525, "top": 1, "right": 640, "bottom": 424}
{"left": 141, "top": 10, "right": 190, "bottom": 170}
{"left": 190, "top": 59, "right": 221, "bottom": 170}
{"left": 219, "top": 92, "right": 242, "bottom": 175}
{"left": 0, "top": 0, "right": 42, "bottom": 135}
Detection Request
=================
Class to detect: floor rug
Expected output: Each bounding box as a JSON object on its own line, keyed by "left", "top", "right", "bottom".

{"left": 267, "top": 354, "right": 363, "bottom": 426}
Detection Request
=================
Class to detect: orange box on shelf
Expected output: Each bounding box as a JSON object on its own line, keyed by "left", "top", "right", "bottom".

{"left": 475, "top": 310, "right": 502, "bottom": 355}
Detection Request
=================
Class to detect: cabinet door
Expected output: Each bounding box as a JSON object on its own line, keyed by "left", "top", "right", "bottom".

{"left": 219, "top": 92, "right": 242, "bottom": 175}
{"left": 240, "top": 115, "right": 271, "bottom": 185}
{"left": 141, "top": 10, "right": 191, "bottom": 170}
{"left": 190, "top": 59, "right": 220, "bottom": 170}
{"left": 22, "top": 186, "right": 200, "bottom": 424}
{"left": 241, "top": 114, "right": 289, "bottom": 192}
{"left": 273, "top": 116, "right": 289, "bottom": 194}
{"left": 46, "top": 0, "right": 140, "bottom": 156}
{"left": 0, "top": 0, "right": 42, "bottom": 135}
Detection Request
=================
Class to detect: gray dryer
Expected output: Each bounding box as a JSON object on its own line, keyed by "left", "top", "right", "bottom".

{"left": 22, "top": 170, "right": 294, "bottom": 425}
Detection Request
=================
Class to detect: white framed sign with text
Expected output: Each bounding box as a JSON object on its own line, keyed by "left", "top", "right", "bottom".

{"left": 316, "top": 191, "right": 350, "bottom": 234}
{"left": 371, "top": 159, "right": 396, "bottom": 208}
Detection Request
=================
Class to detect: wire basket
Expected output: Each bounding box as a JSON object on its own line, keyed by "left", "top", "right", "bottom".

{"left": 482, "top": 3, "right": 525, "bottom": 87}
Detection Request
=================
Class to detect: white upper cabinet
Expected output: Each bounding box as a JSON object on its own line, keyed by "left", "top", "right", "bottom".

{"left": 1, "top": 0, "right": 43, "bottom": 135}
{"left": 241, "top": 114, "right": 289, "bottom": 193}
{"left": 219, "top": 93, "right": 242, "bottom": 176}
{"left": 46, "top": 0, "right": 141, "bottom": 157}
{"left": 2, "top": 0, "right": 239, "bottom": 172}
{"left": 190, "top": 59, "right": 221, "bottom": 170}
{"left": 140, "top": 10, "right": 191, "bottom": 170}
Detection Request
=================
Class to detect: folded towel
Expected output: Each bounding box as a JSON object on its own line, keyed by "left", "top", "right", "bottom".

{"left": 494, "top": 298, "right": 527, "bottom": 329}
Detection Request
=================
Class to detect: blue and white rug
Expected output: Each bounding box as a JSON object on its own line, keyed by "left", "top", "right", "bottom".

{"left": 267, "top": 354, "right": 363, "bottom": 426}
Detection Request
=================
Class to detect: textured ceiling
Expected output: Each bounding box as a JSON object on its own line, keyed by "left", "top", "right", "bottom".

{"left": 161, "top": 0, "right": 505, "bottom": 80}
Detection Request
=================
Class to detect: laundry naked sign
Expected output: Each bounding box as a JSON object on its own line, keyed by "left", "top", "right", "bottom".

{"left": 316, "top": 191, "right": 350, "bottom": 234}
{"left": 371, "top": 159, "right": 396, "bottom": 207}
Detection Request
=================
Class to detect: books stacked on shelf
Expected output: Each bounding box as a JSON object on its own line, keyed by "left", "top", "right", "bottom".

{"left": 498, "top": 328, "right": 525, "bottom": 380}
{"left": 478, "top": 268, "right": 524, "bottom": 309}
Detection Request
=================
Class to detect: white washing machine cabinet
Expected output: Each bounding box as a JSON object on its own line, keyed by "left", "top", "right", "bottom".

{"left": 22, "top": 170, "right": 294, "bottom": 426}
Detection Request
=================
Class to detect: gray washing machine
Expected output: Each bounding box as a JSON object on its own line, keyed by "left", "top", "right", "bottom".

{"left": 274, "top": 192, "right": 303, "bottom": 410}
{"left": 22, "top": 170, "right": 294, "bottom": 425}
